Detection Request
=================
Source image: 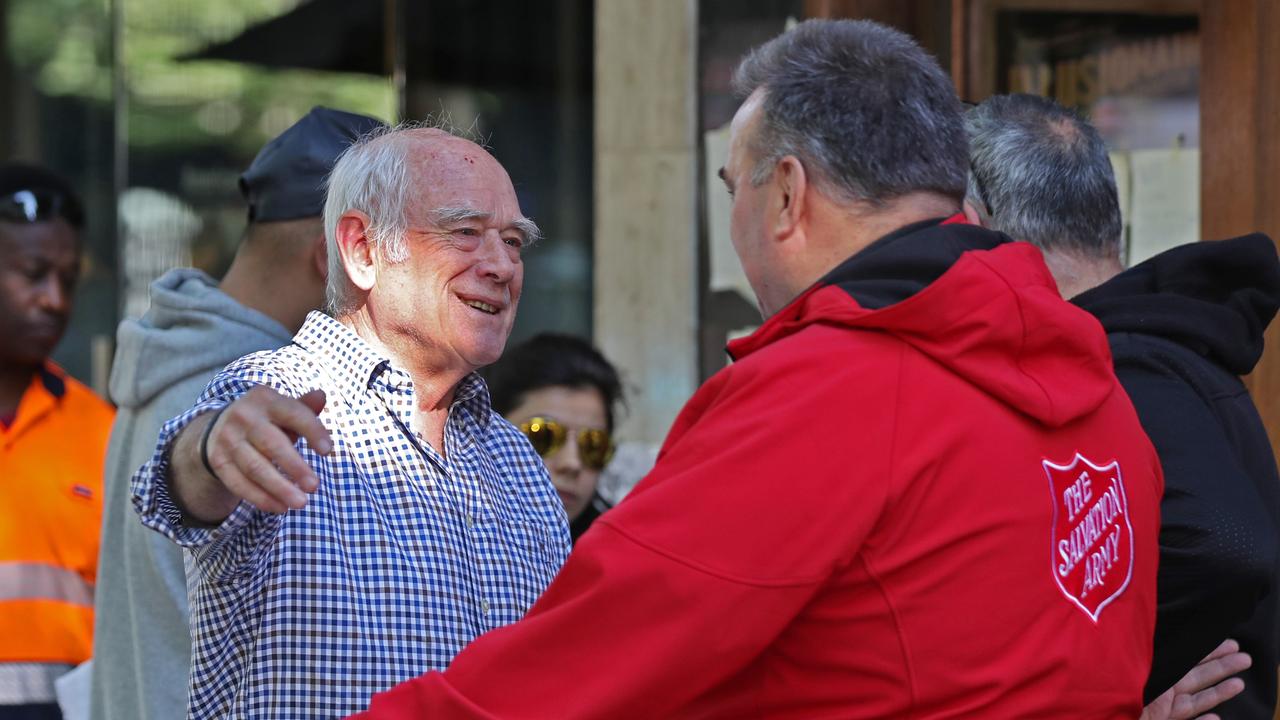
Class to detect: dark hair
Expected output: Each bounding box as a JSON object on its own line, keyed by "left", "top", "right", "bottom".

{"left": 731, "top": 19, "right": 969, "bottom": 205}
{"left": 484, "top": 333, "right": 625, "bottom": 431}
{"left": 964, "top": 94, "right": 1123, "bottom": 260}
{"left": 0, "top": 162, "right": 85, "bottom": 229}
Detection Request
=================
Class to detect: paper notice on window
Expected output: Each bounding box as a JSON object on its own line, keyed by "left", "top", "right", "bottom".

{"left": 1128, "top": 148, "right": 1199, "bottom": 266}
{"left": 704, "top": 124, "right": 756, "bottom": 303}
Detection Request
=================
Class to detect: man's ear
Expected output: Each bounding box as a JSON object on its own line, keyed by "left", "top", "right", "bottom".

{"left": 335, "top": 210, "right": 376, "bottom": 292}
{"left": 962, "top": 199, "right": 986, "bottom": 227}
{"left": 772, "top": 155, "right": 807, "bottom": 241}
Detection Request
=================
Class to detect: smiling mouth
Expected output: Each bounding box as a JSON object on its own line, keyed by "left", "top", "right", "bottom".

{"left": 462, "top": 299, "right": 500, "bottom": 315}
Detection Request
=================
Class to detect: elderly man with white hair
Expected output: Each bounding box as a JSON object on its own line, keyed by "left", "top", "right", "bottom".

{"left": 130, "top": 126, "right": 568, "bottom": 719}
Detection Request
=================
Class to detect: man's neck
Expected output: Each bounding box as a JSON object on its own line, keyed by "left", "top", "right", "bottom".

{"left": 0, "top": 362, "right": 38, "bottom": 416}
{"left": 219, "top": 255, "right": 314, "bottom": 334}
{"left": 789, "top": 192, "right": 961, "bottom": 305}
{"left": 1041, "top": 250, "right": 1124, "bottom": 299}
{"left": 336, "top": 313, "right": 466, "bottom": 415}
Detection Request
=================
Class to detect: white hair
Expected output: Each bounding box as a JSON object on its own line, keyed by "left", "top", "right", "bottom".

{"left": 323, "top": 124, "right": 417, "bottom": 316}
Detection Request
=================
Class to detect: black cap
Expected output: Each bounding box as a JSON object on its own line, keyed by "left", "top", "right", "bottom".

{"left": 0, "top": 163, "right": 85, "bottom": 229}
{"left": 239, "top": 106, "right": 388, "bottom": 223}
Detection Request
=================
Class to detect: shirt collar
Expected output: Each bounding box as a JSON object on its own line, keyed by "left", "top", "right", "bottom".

{"left": 1, "top": 362, "right": 65, "bottom": 438}
{"left": 455, "top": 373, "right": 493, "bottom": 428}
{"left": 38, "top": 364, "right": 66, "bottom": 399}
{"left": 292, "top": 312, "right": 393, "bottom": 403}
{"left": 291, "top": 311, "right": 494, "bottom": 427}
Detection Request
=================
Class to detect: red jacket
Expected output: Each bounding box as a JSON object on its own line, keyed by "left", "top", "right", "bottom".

{"left": 355, "top": 219, "right": 1162, "bottom": 718}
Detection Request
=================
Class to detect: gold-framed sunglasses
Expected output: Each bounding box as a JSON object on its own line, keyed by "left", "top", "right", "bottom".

{"left": 518, "top": 416, "right": 615, "bottom": 470}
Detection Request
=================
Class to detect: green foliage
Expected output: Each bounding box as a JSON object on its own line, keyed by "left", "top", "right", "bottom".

{"left": 6, "top": 0, "right": 395, "bottom": 153}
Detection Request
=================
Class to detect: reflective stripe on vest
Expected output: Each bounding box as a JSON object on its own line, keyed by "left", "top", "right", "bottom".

{"left": 0, "top": 563, "right": 95, "bottom": 665}
{"left": 0, "top": 562, "right": 94, "bottom": 606}
{"left": 0, "top": 662, "right": 72, "bottom": 704}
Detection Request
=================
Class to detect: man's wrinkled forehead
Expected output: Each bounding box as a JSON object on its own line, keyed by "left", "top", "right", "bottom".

{"left": 399, "top": 133, "right": 521, "bottom": 220}
{"left": 401, "top": 130, "right": 503, "bottom": 179}
{"left": 732, "top": 89, "right": 767, "bottom": 134}
{"left": 0, "top": 218, "right": 81, "bottom": 259}
{"left": 726, "top": 90, "right": 767, "bottom": 172}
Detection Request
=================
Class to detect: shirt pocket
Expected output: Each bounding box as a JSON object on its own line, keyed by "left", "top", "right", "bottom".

{"left": 500, "top": 518, "right": 565, "bottom": 582}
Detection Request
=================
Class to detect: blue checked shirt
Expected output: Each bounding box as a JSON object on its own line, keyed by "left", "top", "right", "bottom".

{"left": 132, "top": 312, "right": 570, "bottom": 719}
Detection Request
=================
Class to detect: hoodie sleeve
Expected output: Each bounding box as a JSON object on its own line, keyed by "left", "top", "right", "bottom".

{"left": 349, "top": 335, "right": 899, "bottom": 719}
{"left": 1113, "top": 361, "right": 1278, "bottom": 702}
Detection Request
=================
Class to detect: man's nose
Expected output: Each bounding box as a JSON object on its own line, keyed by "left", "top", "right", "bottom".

{"left": 38, "top": 275, "right": 71, "bottom": 315}
{"left": 478, "top": 233, "right": 518, "bottom": 284}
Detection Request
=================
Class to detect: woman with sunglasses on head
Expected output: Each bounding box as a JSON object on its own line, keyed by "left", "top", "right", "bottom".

{"left": 484, "top": 333, "right": 623, "bottom": 541}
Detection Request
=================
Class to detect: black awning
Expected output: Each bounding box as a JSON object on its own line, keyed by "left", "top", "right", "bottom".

{"left": 180, "top": 0, "right": 577, "bottom": 90}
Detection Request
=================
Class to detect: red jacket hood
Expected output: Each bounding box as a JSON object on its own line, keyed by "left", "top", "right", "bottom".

{"left": 728, "top": 227, "right": 1116, "bottom": 428}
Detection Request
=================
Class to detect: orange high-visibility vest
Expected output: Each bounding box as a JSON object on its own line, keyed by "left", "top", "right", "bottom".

{"left": 0, "top": 363, "right": 114, "bottom": 665}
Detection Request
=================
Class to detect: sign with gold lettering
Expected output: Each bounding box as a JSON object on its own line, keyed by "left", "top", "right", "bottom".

{"left": 1043, "top": 454, "right": 1135, "bottom": 622}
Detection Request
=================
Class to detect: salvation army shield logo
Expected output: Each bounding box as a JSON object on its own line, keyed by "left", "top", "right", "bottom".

{"left": 1043, "top": 454, "right": 1134, "bottom": 622}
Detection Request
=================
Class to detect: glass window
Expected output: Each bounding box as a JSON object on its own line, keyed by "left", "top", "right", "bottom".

{"left": 2, "top": 0, "right": 117, "bottom": 389}
{"left": 400, "top": 0, "right": 595, "bottom": 344}
{"left": 697, "top": 0, "right": 803, "bottom": 379}
{"left": 119, "top": 0, "right": 396, "bottom": 316}
{"left": 995, "top": 11, "right": 1200, "bottom": 264}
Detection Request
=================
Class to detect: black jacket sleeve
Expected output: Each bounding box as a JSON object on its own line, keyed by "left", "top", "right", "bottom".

{"left": 1114, "top": 361, "right": 1278, "bottom": 703}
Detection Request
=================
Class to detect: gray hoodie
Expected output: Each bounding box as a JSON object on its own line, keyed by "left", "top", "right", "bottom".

{"left": 89, "top": 268, "right": 293, "bottom": 720}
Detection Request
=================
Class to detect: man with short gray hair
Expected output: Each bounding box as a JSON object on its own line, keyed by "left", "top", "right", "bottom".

{"left": 963, "top": 93, "right": 1125, "bottom": 298}
{"left": 130, "top": 125, "right": 568, "bottom": 718}
{"left": 964, "top": 92, "right": 1280, "bottom": 719}
{"left": 354, "top": 20, "right": 1162, "bottom": 718}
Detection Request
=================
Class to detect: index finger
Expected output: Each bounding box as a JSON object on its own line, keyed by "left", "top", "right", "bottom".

{"left": 265, "top": 392, "right": 333, "bottom": 455}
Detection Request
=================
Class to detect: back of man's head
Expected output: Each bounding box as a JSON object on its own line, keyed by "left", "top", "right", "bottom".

{"left": 234, "top": 105, "right": 387, "bottom": 273}
{"left": 222, "top": 107, "right": 387, "bottom": 331}
{"left": 240, "top": 106, "right": 387, "bottom": 225}
{"left": 731, "top": 19, "right": 968, "bottom": 206}
{"left": 964, "top": 94, "right": 1122, "bottom": 261}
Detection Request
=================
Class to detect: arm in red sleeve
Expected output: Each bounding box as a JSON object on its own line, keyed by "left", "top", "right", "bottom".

{"left": 357, "top": 524, "right": 826, "bottom": 718}
{"left": 352, "top": 330, "right": 899, "bottom": 718}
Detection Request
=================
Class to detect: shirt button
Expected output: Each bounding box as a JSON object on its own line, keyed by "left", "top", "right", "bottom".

{"left": 466, "top": 514, "right": 475, "bottom": 528}
{"left": 480, "top": 599, "right": 490, "bottom": 614}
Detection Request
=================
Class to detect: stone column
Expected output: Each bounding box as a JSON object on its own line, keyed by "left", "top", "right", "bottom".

{"left": 593, "top": 0, "right": 700, "bottom": 467}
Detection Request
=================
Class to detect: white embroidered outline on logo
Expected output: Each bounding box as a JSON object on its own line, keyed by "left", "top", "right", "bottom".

{"left": 1043, "top": 453, "right": 1135, "bottom": 623}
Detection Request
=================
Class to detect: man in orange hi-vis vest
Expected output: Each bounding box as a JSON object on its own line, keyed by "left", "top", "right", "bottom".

{"left": 0, "top": 163, "right": 113, "bottom": 720}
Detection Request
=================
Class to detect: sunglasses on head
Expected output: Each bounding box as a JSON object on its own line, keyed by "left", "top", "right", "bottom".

{"left": 0, "top": 189, "right": 84, "bottom": 227}
{"left": 518, "top": 416, "right": 615, "bottom": 470}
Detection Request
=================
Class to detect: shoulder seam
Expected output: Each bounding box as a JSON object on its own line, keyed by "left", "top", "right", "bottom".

{"left": 594, "top": 520, "right": 829, "bottom": 588}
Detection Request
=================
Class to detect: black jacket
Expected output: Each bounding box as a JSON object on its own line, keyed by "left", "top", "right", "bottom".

{"left": 569, "top": 492, "right": 611, "bottom": 542}
{"left": 1074, "top": 234, "right": 1280, "bottom": 717}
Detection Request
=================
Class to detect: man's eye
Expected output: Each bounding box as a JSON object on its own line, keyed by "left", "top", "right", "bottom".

{"left": 455, "top": 227, "right": 480, "bottom": 237}
{"left": 503, "top": 236, "right": 525, "bottom": 249}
